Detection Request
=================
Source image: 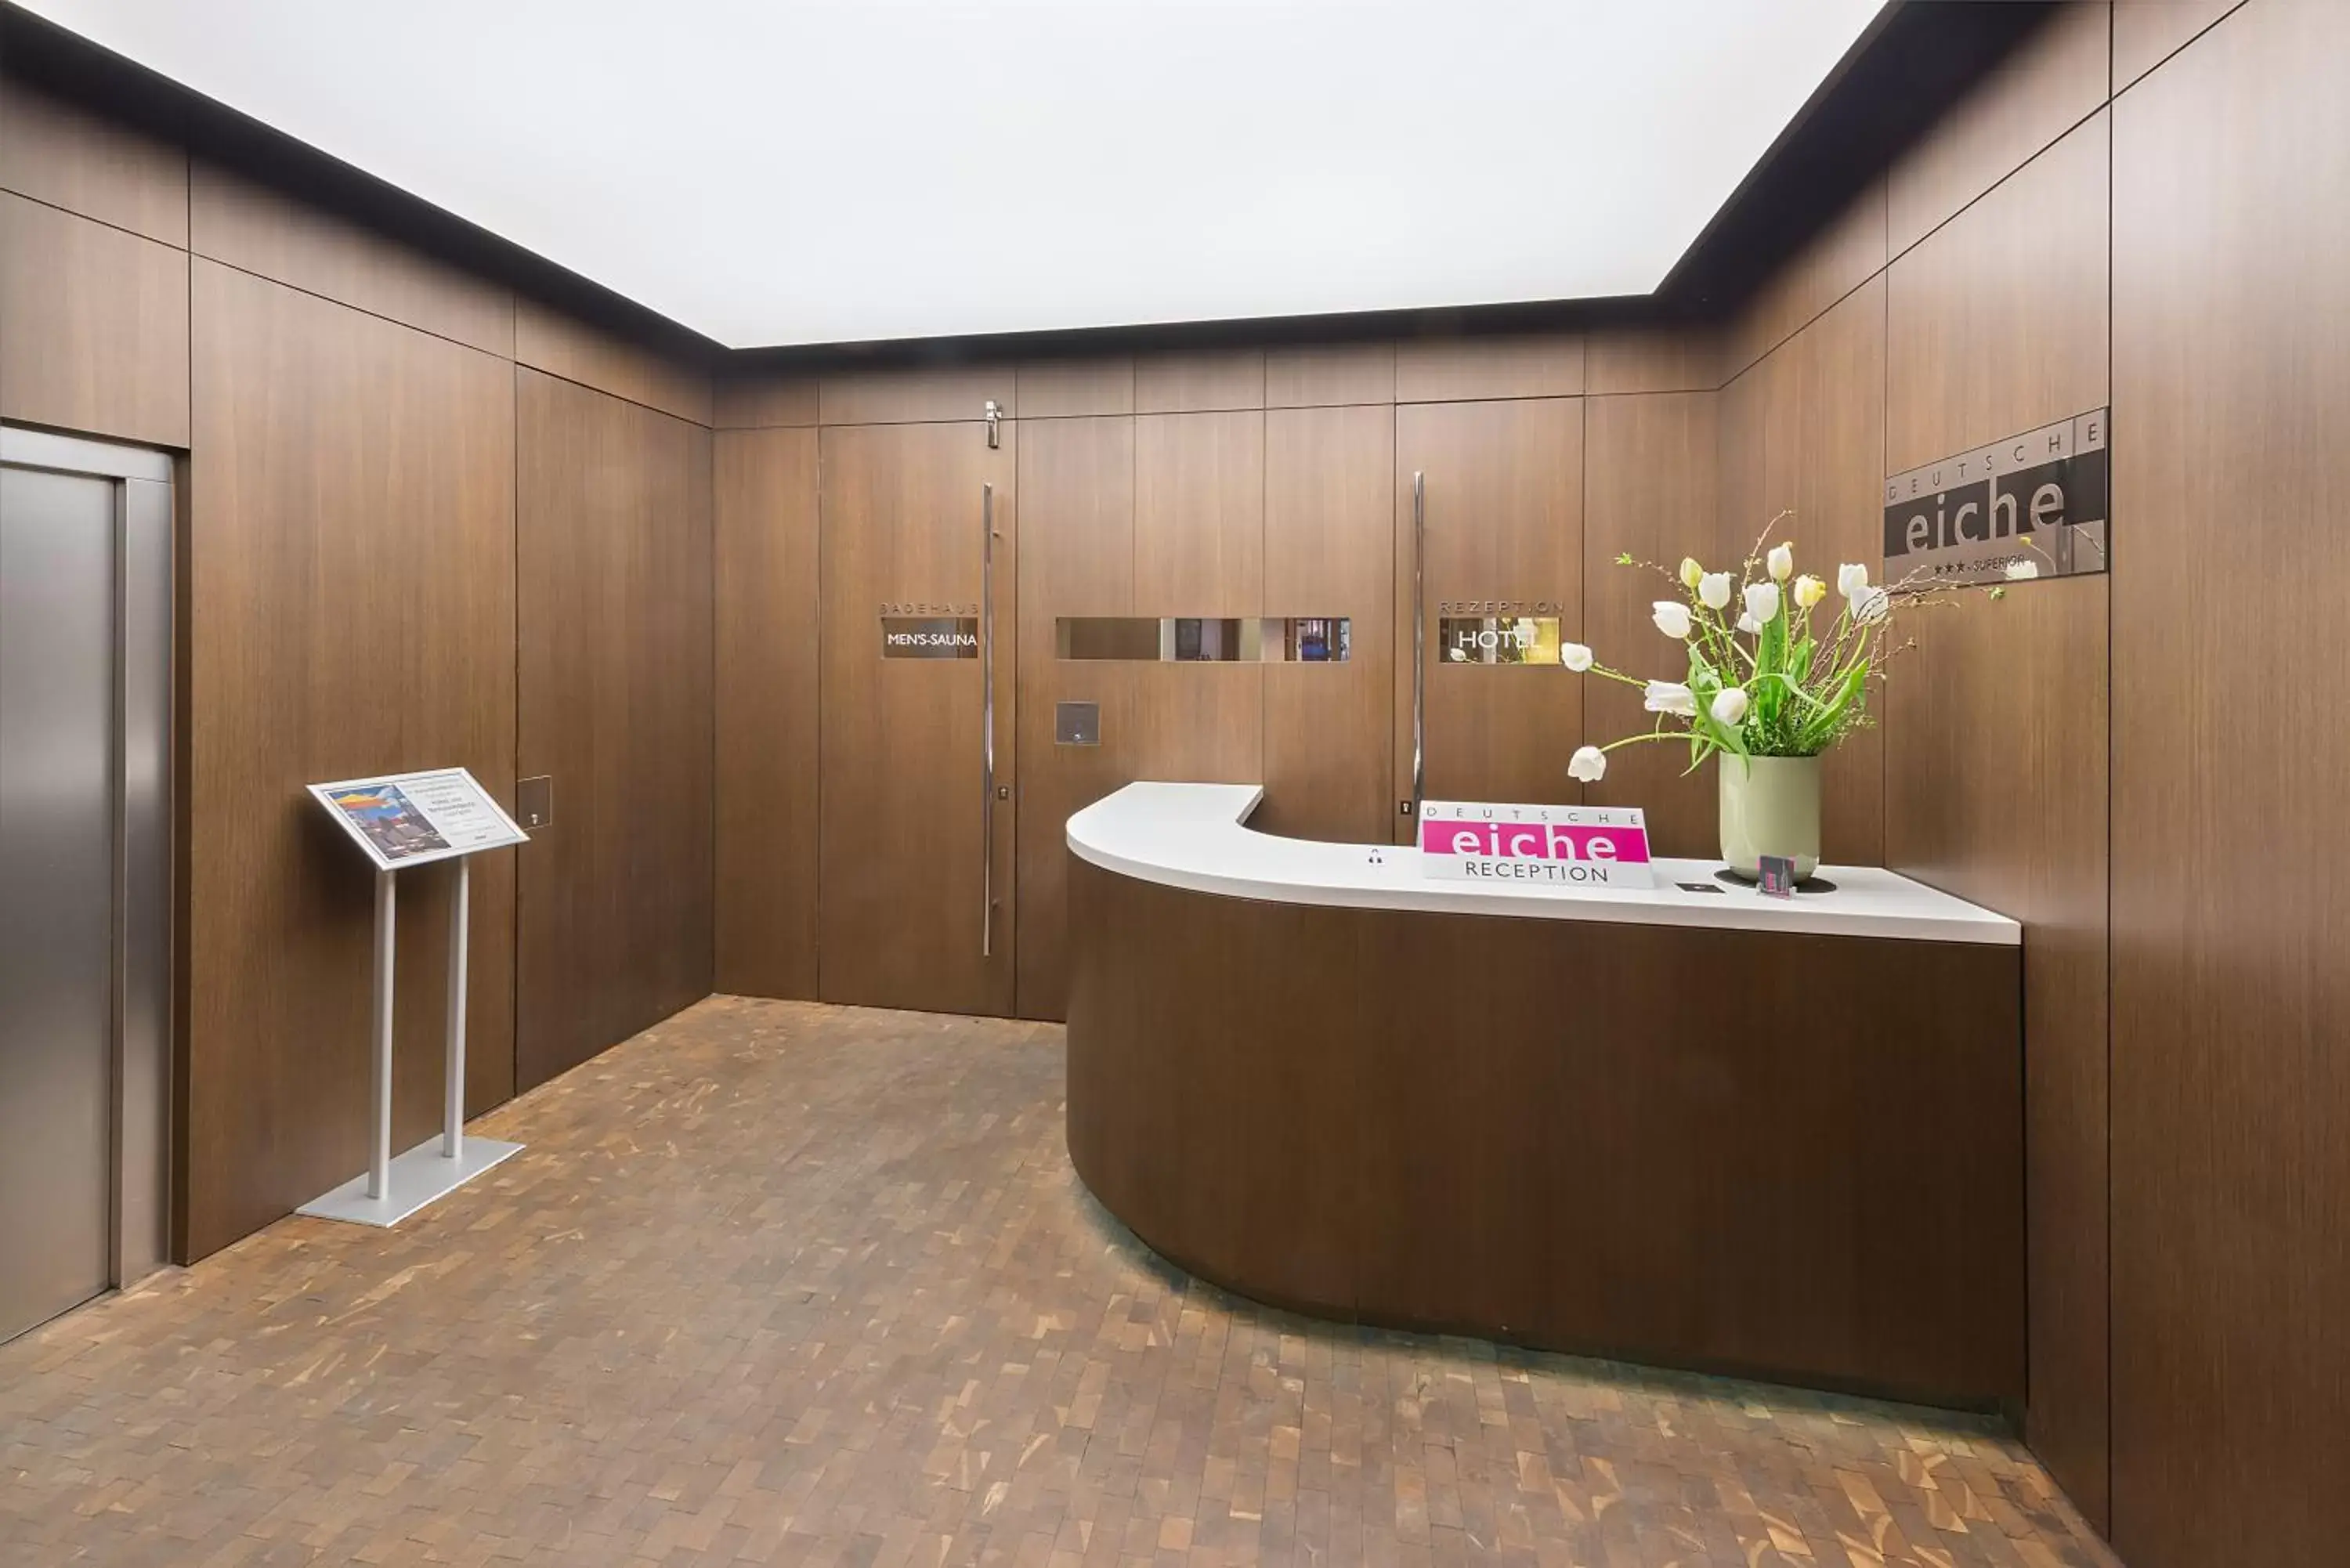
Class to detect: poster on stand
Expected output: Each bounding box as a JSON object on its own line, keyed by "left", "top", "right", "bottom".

{"left": 308, "top": 767, "right": 529, "bottom": 872}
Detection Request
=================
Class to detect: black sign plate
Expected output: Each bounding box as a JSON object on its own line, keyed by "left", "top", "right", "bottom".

{"left": 1882, "top": 408, "right": 2108, "bottom": 587}
{"left": 881, "top": 616, "right": 979, "bottom": 659}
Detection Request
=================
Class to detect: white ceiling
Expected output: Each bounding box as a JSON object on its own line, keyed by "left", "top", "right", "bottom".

{"left": 21, "top": 1, "right": 1885, "bottom": 349}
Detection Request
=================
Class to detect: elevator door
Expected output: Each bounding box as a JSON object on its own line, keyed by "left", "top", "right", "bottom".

{"left": 818, "top": 420, "right": 1018, "bottom": 1015}
{"left": 0, "top": 430, "right": 170, "bottom": 1345}
{"left": 0, "top": 466, "right": 118, "bottom": 1340}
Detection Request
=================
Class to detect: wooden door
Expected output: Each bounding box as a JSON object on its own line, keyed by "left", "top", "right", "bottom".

{"left": 1391, "top": 399, "right": 1585, "bottom": 839}
{"left": 819, "top": 420, "right": 1017, "bottom": 1014}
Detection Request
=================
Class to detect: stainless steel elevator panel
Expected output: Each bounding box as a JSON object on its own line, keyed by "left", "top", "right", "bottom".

{"left": 0, "top": 466, "right": 117, "bottom": 1340}
{"left": 0, "top": 429, "right": 172, "bottom": 1346}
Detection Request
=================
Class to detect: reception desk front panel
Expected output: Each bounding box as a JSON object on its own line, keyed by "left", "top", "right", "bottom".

{"left": 1065, "top": 783, "right": 2024, "bottom": 1410}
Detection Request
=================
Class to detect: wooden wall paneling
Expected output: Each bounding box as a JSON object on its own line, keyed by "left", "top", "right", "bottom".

{"left": 1886, "top": 2, "right": 2112, "bottom": 258}
{"left": 0, "top": 73, "right": 187, "bottom": 246}
{"left": 1014, "top": 414, "right": 1135, "bottom": 1021}
{"left": 713, "top": 374, "right": 819, "bottom": 430}
{"left": 1583, "top": 326, "right": 1723, "bottom": 396}
{"left": 1885, "top": 112, "right": 2112, "bottom": 475}
{"left": 514, "top": 298, "right": 713, "bottom": 425}
{"left": 1128, "top": 406, "right": 1264, "bottom": 818}
{"left": 1716, "top": 287, "right": 1887, "bottom": 869}
{"left": 1264, "top": 342, "right": 1395, "bottom": 408}
{"left": 1015, "top": 357, "right": 1133, "bottom": 419}
{"left": 1721, "top": 179, "right": 1886, "bottom": 381}
{"left": 1878, "top": 71, "right": 2118, "bottom": 1534}
{"left": 0, "top": 190, "right": 189, "bottom": 446}
{"left": 819, "top": 363, "right": 1016, "bottom": 425}
{"left": 2110, "top": 2, "right": 2350, "bottom": 1560}
{"left": 1260, "top": 404, "right": 1394, "bottom": 842}
{"left": 1132, "top": 410, "right": 1263, "bottom": 616}
{"left": 183, "top": 261, "right": 516, "bottom": 1260}
{"left": 1393, "top": 333, "right": 1582, "bottom": 403}
{"left": 816, "top": 419, "right": 1018, "bottom": 1016}
{"left": 1392, "top": 398, "right": 1585, "bottom": 824}
{"left": 1133, "top": 349, "right": 1264, "bottom": 414}
{"left": 515, "top": 367, "right": 714, "bottom": 1090}
{"left": 714, "top": 427, "right": 820, "bottom": 1000}
{"left": 1126, "top": 663, "right": 1264, "bottom": 789}
{"left": 190, "top": 161, "right": 514, "bottom": 357}
{"left": 2112, "top": 0, "right": 2243, "bottom": 89}
{"left": 1788, "top": 276, "right": 1890, "bottom": 869}
{"left": 1713, "top": 338, "right": 1802, "bottom": 573}
{"left": 1885, "top": 576, "right": 2111, "bottom": 1529}
{"left": 1579, "top": 391, "right": 1719, "bottom": 855}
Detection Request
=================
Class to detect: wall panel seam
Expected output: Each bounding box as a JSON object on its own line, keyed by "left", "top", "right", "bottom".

{"left": 0, "top": 183, "right": 187, "bottom": 253}
{"left": 513, "top": 361, "right": 714, "bottom": 428}
{"left": 1884, "top": 102, "right": 2114, "bottom": 275}
{"left": 1716, "top": 270, "right": 1885, "bottom": 392}
{"left": 2113, "top": 0, "right": 2248, "bottom": 94}
{"left": 190, "top": 253, "right": 515, "bottom": 370}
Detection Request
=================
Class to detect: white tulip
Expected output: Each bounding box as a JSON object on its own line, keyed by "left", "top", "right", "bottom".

{"left": 1853, "top": 585, "right": 1892, "bottom": 624}
{"left": 1651, "top": 600, "right": 1693, "bottom": 639}
{"left": 1794, "top": 573, "right": 1827, "bottom": 609}
{"left": 1643, "top": 680, "right": 1697, "bottom": 717}
{"left": 1560, "top": 641, "right": 1594, "bottom": 672}
{"left": 1743, "top": 580, "right": 1781, "bottom": 625}
{"left": 1679, "top": 557, "right": 1704, "bottom": 590}
{"left": 1710, "top": 686, "right": 1750, "bottom": 725}
{"left": 2005, "top": 558, "right": 2041, "bottom": 580}
{"left": 1837, "top": 562, "right": 1871, "bottom": 599}
{"left": 1737, "top": 611, "right": 1761, "bottom": 634}
{"left": 1697, "top": 571, "right": 1733, "bottom": 610}
{"left": 1568, "top": 745, "right": 1607, "bottom": 782}
{"left": 1767, "top": 543, "right": 1794, "bottom": 582}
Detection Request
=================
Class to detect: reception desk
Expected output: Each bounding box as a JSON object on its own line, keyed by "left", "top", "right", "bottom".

{"left": 1065, "top": 782, "right": 2024, "bottom": 1409}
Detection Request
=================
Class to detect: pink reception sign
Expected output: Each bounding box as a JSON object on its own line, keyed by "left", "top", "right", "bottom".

{"left": 1417, "top": 800, "right": 1654, "bottom": 889}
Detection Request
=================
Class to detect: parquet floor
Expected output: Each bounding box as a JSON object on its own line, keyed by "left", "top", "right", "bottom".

{"left": 2, "top": 996, "right": 2119, "bottom": 1568}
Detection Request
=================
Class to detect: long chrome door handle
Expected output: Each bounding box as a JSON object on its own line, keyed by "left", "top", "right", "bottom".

{"left": 1411, "top": 469, "right": 1426, "bottom": 829}
{"left": 981, "top": 481, "right": 996, "bottom": 959}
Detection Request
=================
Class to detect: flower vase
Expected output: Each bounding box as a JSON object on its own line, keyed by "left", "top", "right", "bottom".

{"left": 1718, "top": 755, "right": 1822, "bottom": 881}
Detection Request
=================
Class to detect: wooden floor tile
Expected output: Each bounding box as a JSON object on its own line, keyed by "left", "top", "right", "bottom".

{"left": 1, "top": 998, "right": 2117, "bottom": 1568}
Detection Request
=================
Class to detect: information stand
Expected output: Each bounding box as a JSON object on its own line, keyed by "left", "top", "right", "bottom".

{"left": 296, "top": 768, "right": 530, "bottom": 1227}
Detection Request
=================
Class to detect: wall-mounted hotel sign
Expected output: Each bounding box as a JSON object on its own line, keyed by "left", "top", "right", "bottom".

{"left": 1417, "top": 800, "right": 1653, "bottom": 888}
{"left": 1434, "top": 600, "right": 1570, "bottom": 666}
{"left": 880, "top": 602, "right": 979, "bottom": 658}
{"left": 1883, "top": 408, "right": 2108, "bottom": 586}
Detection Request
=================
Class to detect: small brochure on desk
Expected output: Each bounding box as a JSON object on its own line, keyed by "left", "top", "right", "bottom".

{"left": 309, "top": 767, "right": 530, "bottom": 872}
{"left": 1417, "top": 800, "right": 1653, "bottom": 889}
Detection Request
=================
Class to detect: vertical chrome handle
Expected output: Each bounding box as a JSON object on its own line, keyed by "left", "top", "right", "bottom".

{"left": 1410, "top": 470, "right": 1426, "bottom": 829}
{"left": 980, "top": 481, "right": 996, "bottom": 958}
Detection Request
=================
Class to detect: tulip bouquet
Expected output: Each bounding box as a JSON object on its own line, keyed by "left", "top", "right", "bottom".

{"left": 1559, "top": 522, "right": 1902, "bottom": 786}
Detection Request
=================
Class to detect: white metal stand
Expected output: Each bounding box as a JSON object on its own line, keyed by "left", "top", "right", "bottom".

{"left": 298, "top": 855, "right": 521, "bottom": 1227}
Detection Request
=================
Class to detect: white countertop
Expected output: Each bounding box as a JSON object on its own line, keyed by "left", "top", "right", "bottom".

{"left": 1067, "top": 782, "right": 2019, "bottom": 946}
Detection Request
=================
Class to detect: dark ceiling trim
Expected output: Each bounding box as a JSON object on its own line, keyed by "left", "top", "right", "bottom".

{"left": 723, "top": 294, "right": 1675, "bottom": 378}
{"left": 1654, "top": 0, "right": 2059, "bottom": 313}
{"left": 1, "top": 0, "right": 2060, "bottom": 372}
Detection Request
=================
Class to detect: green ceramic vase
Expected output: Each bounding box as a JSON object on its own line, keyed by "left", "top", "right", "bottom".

{"left": 1718, "top": 754, "right": 1822, "bottom": 880}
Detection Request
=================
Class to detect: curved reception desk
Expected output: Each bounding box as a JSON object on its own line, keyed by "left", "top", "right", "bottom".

{"left": 1065, "top": 782, "right": 2025, "bottom": 1409}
